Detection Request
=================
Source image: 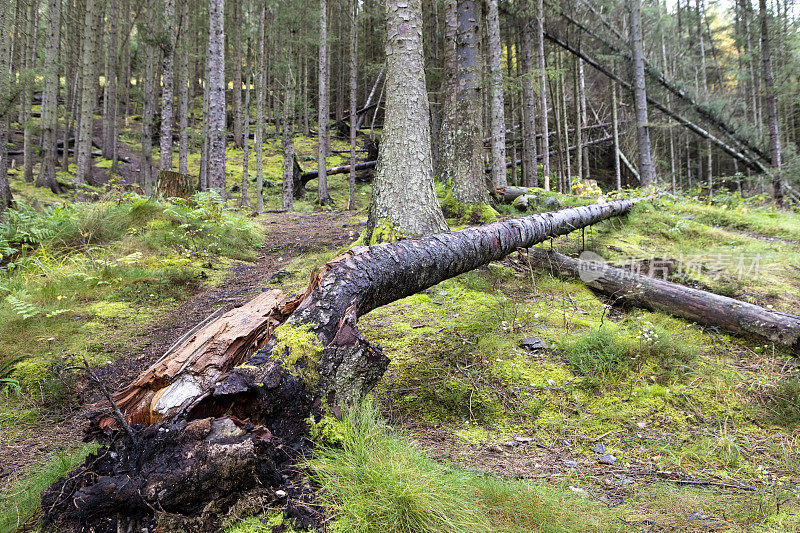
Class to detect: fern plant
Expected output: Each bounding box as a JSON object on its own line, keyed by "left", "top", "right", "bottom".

{"left": 5, "top": 292, "right": 39, "bottom": 319}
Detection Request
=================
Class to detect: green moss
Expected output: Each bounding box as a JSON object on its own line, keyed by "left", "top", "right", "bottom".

{"left": 224, "top": 512, "right": 301, "bottom": 533}
{"left": 368, "top": 218, "right": 405, "bottom": 244}
{"left": 308, "top": 414, "right": 347, "bottom": 447}
{"left": 11, "top": 358, "right": 51, "bottom": 391}
{"left": 273, "top": 322, "right": 324, "bottom": 387}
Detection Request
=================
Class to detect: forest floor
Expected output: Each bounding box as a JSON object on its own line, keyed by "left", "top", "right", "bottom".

{"left": 1, "top": 126, "right": 800, "bottom": 532}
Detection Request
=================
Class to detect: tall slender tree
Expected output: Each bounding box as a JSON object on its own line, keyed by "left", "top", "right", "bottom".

{"left": 207, "top": 0, "right": 227, "bottom": 196}
{"left": 177, "top": 0, "right": 190, "bottom": 174}
{"left": 160, "top": 0, "right": 176, "bottom": 171}
{"left": 0, "top": 0, "right": 13, "bottom": 211}
{"left": 255, "top": 2, "right": 266, "bottom": 212}
{"left": 38, "top": 0, "right": 62, "bottom": 192}
{"left": 348, "top": 0, "right": 358, "bottom": 210}
{"left": 317, "top": 0, "right": 332, "bottom": 205}
{"left": 629, "top": 0, "right": 655, "bottom": 186}
{"left": 75, "top": 0, "right": 100, "bottom": 185}
{"left": 519, "top": 0, "right": 538, "bottom": 187}
{"left": 759, "top": 0, "right": 782, "bottom": 205}
{"left": 536, "top": 0, "right": 549, "bottom": 189}
{"left": 486, "top": 0, "right": 506, "bottom": 189}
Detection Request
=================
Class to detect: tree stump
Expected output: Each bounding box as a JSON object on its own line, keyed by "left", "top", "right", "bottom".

{"left": 154, "top": 170, "right": 195, "bottom": 199}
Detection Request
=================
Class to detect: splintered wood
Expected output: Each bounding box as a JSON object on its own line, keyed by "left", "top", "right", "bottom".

{"left": 96, "top": 289, "right": 285, "bottom": 429}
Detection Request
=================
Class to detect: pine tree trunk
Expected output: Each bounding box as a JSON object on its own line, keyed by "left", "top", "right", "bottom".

{"left": 759, "top": 0, "right": 783, "bottom": 205}
{"left": 75, "top": 0, "right": 99, "bottom": 185}
{"left": 207, "top": 0, "right": 226, "bottom": 196}
{"left": 363, "top": 0, "right": 449, "bottom": 243}
{"left": 519, "top": 0, "right": 538, "bottom": 187}
{"left": 436, "top": 0, "right": 457, "bottom": 181}
{"left": 611, "top": 80, "right": 622, "bottom": 192}
{"left": 348, "top": 0, "right": 357, "bottom": 210}
{"left": 486, "top": 0, "right": 506, "bottom": 189}
{"left": 159, "top": 0, "right": 176, "bottom": 171}
{"left": 451, "top": 0, "right": 486, "bottom": 204}
{"left": 0, "top": 0, "right": 13, "bottom": 212}
{"left": 255, "top": 2, "right": 266, "bottom": 211}
{"left": 573, "top": 57, "right": 582, "bottom": 182}
{"left": 21, "top": 0, "right": 36, "bottom": 183}
{"left": 142, "top": 0, "right": 158, "bottom": 194}
{"left": 232, "top": 0, "right": 243, "bottom": 148}
{"left": 241, "top": 59, "right": 251, "bottom": 207}
{"left": 317, "top": 0, "right": 332, "bottom": 205}
{"left": 102, "top": 0, "right": 117, "bottom": 163}
{"left": 177, "top": 0, "right": 189, "bottom": 174}
{"left": 282, "top": 59, "right": 295, "bottom": 211}
{"left": 536, "top": 0, "right": 549, "bottom": 190}
{"left": 38, "top": 0, "right": 62, "bottom": 192}
{"left": 629, "top": 0, "right": 655, "bottom": 186}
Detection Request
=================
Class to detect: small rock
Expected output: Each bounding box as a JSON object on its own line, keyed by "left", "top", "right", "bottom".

{"left": 514, "top": 436, "right": 533, "bottom": 443}
{"left": 542, "top": 196, "right": 561, "bottom": 211}
{"left": 503, "top": 440, "right": 521, "bottom": 448}
{"left": 519, "top": 336, "right": 548, "bottom": 352}
{"left": 275, "top": 490, "right": 287, "bottom": 499}
{"left": 438, "top": 290, "right": 448, "bottom": 296}
{"left": 613, "top": 473, "right": 635, "bottom": 486}
{"left": 562, "top": 459, "right": 580, "bottom": 468}
{"left": 598, "top": 454, "right": 617, "bottom": 465}
{"left": 590, "top": 443, "right": 606, "bottom": 454}
{"left": 268, "top": 269, "right": 292, "bottom": 283}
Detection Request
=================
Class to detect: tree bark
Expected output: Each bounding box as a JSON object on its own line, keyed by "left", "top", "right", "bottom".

{"left": 611, "top": 80, "right": 622, "bottom": 192}
{"left": 177, "top": 0, "right": 189, "bottom": 175}
{"left": 363, "top": 0, "right": 449, "bottom": 243}
{"left": 159, "top": 0, "right": 176, "bottom": 171}
{"left": 75, "top": 0, "right": 99, "bottom": 185}
{"left": 21, "top": 0, "right": 36, "bottom": 183}
{"left": 317, "top": 0, "right": 333, "bottom": 205}
{"left": 37, "top": 0, "right": 62, "bottom": 193}
{"left": 241, "top": 56, "right": 251, "bottom": 207}
{"left": 527, "top": 247, "right": 800, "bottom": 353}
{"left": 255, "top": 2, "right": 266, "bottom": 212}
{"left": 207, "top": 0, "right": 226, "bottom": 196}
{"left": 519, "top": 0, "right": 538, "bottom": 187}
{"left": 629, "top": 0, "right": 655, "bottom": 186}
{"left": 451, "top": 0, "right": 486, "bottom": 204}
{"left": 101, "top": 0, "right": 117, "bottom": 163}
{"left": 436, "top": 0, "right": 458, "bottom": 181}
{"left": 486, "top": 0, "right": 506, "bottom": 189}
{"left": 282, "top": 58, "right": 295, "bottom": 211}
{"left": 348, "top": 0, "right": 358, "bottom": 210}
{"left": 0, "top": 0, "right": 13, "bottom": 212}
{"left": 535, "top": 0, "right": 549, "bottom": 190}
{"left": 759, "top": 0, "right": 783, "bottom": 205}
{"left": 142, "top": 0, "right": 158, "bottom": 194}
{"left": 232, "top": 0, "right": 243, "bottom": 148}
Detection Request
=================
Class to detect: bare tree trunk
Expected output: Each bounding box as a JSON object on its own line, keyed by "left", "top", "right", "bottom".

{"left": 232, "top": 0, "right": 243, "bottom": 148}
{"left": 282, "top": 58, "right": 295, "bottom": 211}
{"left": 629, "top": 0, "right": 655, "bottom": 186}
{"left": 573, "top": 56, "right": 582, "bottom": 181}
{"left": 559, "top": 50, "right": 571, "bottom": 189}
{"left": 759, "top": 0, "right": 783, "bottom": 205}
{"left": 177, "top": 0, "right": 189, "bottom": 174}
{"left": 142, "top": 0, "right": 158, "bottom": 194}
{"left": 507, "top": 41, "right": 518, "bottom": 186}
{"left": 21, "top": 0, "right": 36, "bottom": 183}
{"left": 611, "top": 80, "right": 622, "bottom": 192}
{"left": 363, "top": 0, "right": 449, "bottom": 243}
{"left": 436, "top": 0, "right": 457, "bottom": 181}
{"left": 240, "top": 50, "right": 251, "bottom": 207}
{"left": 317, "top": 0, "right": 332, "bottom": 205}
{"left": 486, "top": 0, "right": 506, "bottom": 189}
{"left": 452, "top": 0, "right": 486, "bottom": 204}
{"left": 519, "top": 0, "right": 538, "bottom": 187}
{"left": 102, "top": 0, "right": 118, "bottom": 164}
{"left": 348, "top": 0, "right": 357, "bottom": 210}
{"left": 255, "top": 2, "right": 266, "bottom": 211}
{"left": 536, "top": 0, "right": 549, "bottom": 190}
{"left": 75, "top": 0, "right": 99, "bottom": 185}
{"left": 159, "top": 0, "right": 176, "bottom": 171}
{"left": 38, "top": 0, "right": 62, "bottom": 192}
{"left": 207, "top": 0, "right": 226, "bottom": 196}
{"left": 0, "top": 0, "right": 13, "bottom": 212}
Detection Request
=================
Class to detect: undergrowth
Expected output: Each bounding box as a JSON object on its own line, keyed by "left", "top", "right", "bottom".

{"left": 307, "top": 401, "right": 616, "bottom": 533}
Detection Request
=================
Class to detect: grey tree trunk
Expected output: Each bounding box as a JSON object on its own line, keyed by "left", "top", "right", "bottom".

{"left": 177, "top": 0, "right": 189, "bottom": 175}
{"left": 75, "top": 0, "right": 99, "bottom": 185}
{"left": 282, "top": 61, "right": 295, "bottom": 211}
{"left": 21, "top": 0, "right": 36, "bottom": 183}
{"left": 317, "top": 0, "right": 332, "bottom": 205}
{"left": 611, "top": 80, "right": 622, "bottom": 192}
{"left": 255, "top": 2, "right": 266, "bottom": 212}
{"left": 0, "top": 0, "right": 13, "bottom": 211}
{"left": 38, "top": 0, "right": 62, "bottom": 193}
{"left": 142, "top": 0, "right": 158, "bottom": 194}
{"left": 578, "top": 57, "right": 589, "bottom": 179}
{"left": 348, "top": 0, "right": 357, "bottom": 210}
{"left": 102, "top": 0, "right": 118, "bottom": 164}
{"left": 452, "top": 0, "right": 486, "bottom": 205}
{"left": 519, "top": 0, "right": 538, "bottom": 187}
{"left": 536, "top": 0, "right": 549, "bottom": 190}
{"left": 574, "top": 56, "right": 582, "bottom": 181}
{"left": 207, "top": 0, "right": 226, "bottom": 196}
{"left": 759, "top": 0, "right": 783, "bottom": 205}
{"left": 486, "top": 0, "right": 506, "bottom": 189}
{"left": 629, "top": 0, "right": 655, "bottom": 186}
{"left": 159, "top": 0, "right": 176, "bottom": 171}
{"left": 363, "top": 0, "right": 449, "bottom": 243}
{"left": 436, "top": 0, "right": 458, "bottom": 181}
{"left": 696, "top": 0, "right": 712, "bottom": 197}
{"left": 241, "top": 59, "right": 251, "bottom": 207}
{"left": 232, "top": 0, "right": 243, "bottom": 148}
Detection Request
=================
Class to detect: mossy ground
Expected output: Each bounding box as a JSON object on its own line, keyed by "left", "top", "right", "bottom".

{"left": 4, "top": 110, "right": 800, "bottom": 530}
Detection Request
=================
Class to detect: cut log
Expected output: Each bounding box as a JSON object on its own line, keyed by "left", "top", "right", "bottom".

{"left": 297, "top": 160, "right": 376, "bottom": 191}
{"left": 42, "top": 198, "right": 649, "bottom": 531}
{"left": 526, "top": 247, "right": 800, "bottom": 353}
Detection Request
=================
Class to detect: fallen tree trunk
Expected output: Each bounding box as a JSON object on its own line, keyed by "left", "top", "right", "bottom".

{"left": 42, "top": 198, "right": 646, "bottom": 532}
{"left": 526, "top": 247, "right": 800, "bottom": 353}
{"left": 298, "top": 160, "right": 376, "bottom": 189}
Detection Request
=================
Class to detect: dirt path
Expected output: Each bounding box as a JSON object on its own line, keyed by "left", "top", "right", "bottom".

{"left": 0, "top": 210, "right": 356, "bottom": 496}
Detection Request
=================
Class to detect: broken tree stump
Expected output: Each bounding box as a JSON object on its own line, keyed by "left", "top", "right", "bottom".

{"left": 526, "top": 247, "right": 800, "bottom": 353}
{"left": 154, "top": 170, "right": 195, "bottom": 199}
